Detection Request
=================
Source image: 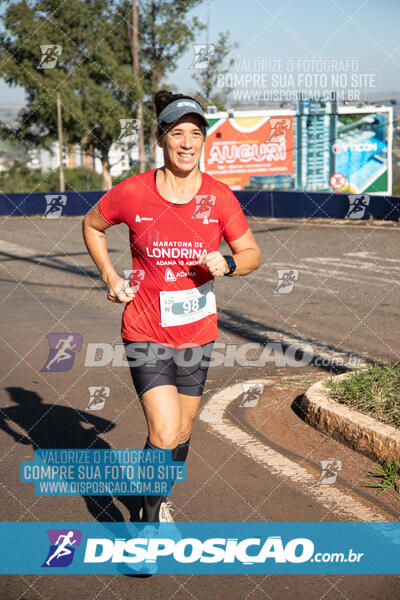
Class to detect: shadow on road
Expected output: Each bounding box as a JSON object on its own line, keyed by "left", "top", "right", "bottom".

{"left": 1, "top": 386, "right": 142, "bottom": 524}
{"left": 217, "top": 308, "right": 378, "bottom": 375}
{"left": 0, "top": 248, "right": 118, "bottom": 280}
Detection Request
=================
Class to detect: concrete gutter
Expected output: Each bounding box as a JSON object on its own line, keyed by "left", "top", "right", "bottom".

{"left": 300, "top": 373, "right": 400, "bottom": 464}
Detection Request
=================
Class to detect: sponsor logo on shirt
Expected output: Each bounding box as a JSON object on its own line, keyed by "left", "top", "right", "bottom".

{"left": 203, "top": 217, "right": 219, "bottom": 224}
{"left": 165, "top": 268, "right": 176, "bottom": 282}
{"left": 164, "top": 268, "right": 197, "bottom": 282}
{"left": 135, "top": 214, "right": 154, "bottom": 222}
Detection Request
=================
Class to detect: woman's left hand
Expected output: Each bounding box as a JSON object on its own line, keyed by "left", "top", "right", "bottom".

{"left": 197, "top": 251, "right": 229, "bottom": 277}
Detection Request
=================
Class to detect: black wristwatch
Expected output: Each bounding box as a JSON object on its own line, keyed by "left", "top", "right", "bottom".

{"left": 223, "top": 255, "right": 236, "bottom": 276}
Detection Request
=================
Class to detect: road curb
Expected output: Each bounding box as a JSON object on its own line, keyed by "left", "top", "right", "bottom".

{"left": 300, "top": 373, "right": 400, "bottom": 464}
{"left": 200, "top": 378, "right": 392, "bottom": 521}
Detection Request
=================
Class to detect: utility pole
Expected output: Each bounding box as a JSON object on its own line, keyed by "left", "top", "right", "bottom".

{"left": 132, "top": 0, "right": 145, "bottom": 172}
{"left": 56, "top": 92, "right": 65, "bottom": 192}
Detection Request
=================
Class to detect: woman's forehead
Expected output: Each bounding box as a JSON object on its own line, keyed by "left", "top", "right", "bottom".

{"left": 169, "top": 116, "right": 203, "bottom": 132}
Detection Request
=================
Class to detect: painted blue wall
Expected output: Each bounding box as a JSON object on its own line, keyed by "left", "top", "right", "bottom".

{"left": 0, "top": 190, "right": 399, "bottom": 220}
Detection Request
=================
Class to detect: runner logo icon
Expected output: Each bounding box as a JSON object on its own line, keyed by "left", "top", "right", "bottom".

{"left": 239, "top": 383, "right": 265, "bottom": 407}
{"left": 44, "top": 194, "right": 67, "bottom": 218}
{"left": 345, "top": 195, "right": 370, "bottom": 220}
{"left": 42, "top": 529, "right": 82, "bottom": 567}
{"left": 318, "top": 459, "right": 342, "bottom": 485}
{"left": 87, "top": 386, "right": 110, "bottom": 410}
{"left": 38, "top": 45, "right": 62, "bottom": 69}
{"left": 123, "top": 269, "right": 145, "bottom": 293}
{"left": 189, "top": 44, "right": 216, "bottom": 69}
{"left": 41, "top": 334, "right": 82, "bottom": 372}
{"left": 191, "top": 195, "right": 216, "bottom": 220}
{"left": 118, "top": 119, "right": 140, "bottom": 144}
{"left": 274, "top": 270, "right": 298, "bottom": 294}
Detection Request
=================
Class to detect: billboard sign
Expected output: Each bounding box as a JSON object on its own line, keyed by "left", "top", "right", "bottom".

{"left": 202, "top": 113, "right": 295, "bottom": 191}
{"left": 332, "top": 108, "right": 391, "bottom": 194}
{"left": 201, "top": 104, "right": 392, "bottom": 195}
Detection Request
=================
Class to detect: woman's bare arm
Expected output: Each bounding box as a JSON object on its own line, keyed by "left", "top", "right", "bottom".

{"left": 226, "top": 228, "right": 261, "bottom": 276}
{"left": 82, "top": 204, "right": 134, "bottom": 303}
{"left": 198, "top": 228, "right": 261, "bottom": 277}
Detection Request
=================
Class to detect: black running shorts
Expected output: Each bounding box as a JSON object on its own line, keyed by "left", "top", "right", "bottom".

{"left": 122, "top": 339, "right": 215, "bottom": 397}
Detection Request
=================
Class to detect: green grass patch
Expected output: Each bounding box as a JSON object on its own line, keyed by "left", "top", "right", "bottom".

{"left": 367, "top": 458, "right": 400, "bottom": 495}
{"left": 324, "top": 362, "right": 400, "bottom": 429}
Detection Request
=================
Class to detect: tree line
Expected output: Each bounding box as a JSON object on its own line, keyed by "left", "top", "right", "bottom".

{"left": 0, "top": 0, "right": 236, "bottom": 189}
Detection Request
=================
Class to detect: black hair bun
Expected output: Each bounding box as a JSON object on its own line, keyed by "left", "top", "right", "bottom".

{"left": 154, "top": 90, "right": 205, "bottom": 117}
{"left": 154, "top": 90, "right": 176, "bottom": 116}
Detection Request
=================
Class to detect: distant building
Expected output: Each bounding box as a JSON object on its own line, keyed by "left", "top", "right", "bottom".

{"left": 26, "top": 140, "right": 138, "bottom": 177}
{"left": 0, "top": 157, "right": 16, "bottom": 173}
{"left": 295, "top": 99, "right": 337, "bottom": 191}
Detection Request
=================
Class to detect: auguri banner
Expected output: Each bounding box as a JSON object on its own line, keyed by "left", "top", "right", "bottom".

{"left": 202, "top": 114, "right": 295, "bottom": 191}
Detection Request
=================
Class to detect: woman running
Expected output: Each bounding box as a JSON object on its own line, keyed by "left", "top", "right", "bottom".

{"left": 82, "top": 90, "right": 261, "bottom": 524}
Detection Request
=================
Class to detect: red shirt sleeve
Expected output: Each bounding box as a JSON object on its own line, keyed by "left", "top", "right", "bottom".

{"left": 98, "top": 180, "right": 127, "bottom": 225}
{"left": 218, "top": 184, "right": 250, "bottom": 243}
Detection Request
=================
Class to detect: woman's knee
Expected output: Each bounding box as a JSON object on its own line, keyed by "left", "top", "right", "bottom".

{"left": 178, "top": 416, "right": 195, "bottom": 444}
{"left": 148, "top": 427, "right": 180, "bottom": 449}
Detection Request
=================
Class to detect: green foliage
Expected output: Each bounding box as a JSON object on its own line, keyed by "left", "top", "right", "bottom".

{"left": 0, "top": 0, "right": 235, "bottom": 177}
{"left": 0, "top": 0, "right": 140, "bottom": 162}
{"left": 0, "top": 139, "right": 30, "bottom": 164}
{"left": 367, "top": 458, "right": 400, "bottom": 495}
{"left": 112, "top": 163, "right": 153, "bottom": 185}
{"left": 125, "top": 0, "right": 206, "bottom": 161}
{"left": 339, "top": 114, "right": 366, "bottom": 126}
{"left": 324, "top": 362, "right": 400, "bottom": 428}
{"left": 136, "top": 0, "right": 205, "bottom": 92}
{"left": 0, "top": 163, "right": 102, "bottom": 193}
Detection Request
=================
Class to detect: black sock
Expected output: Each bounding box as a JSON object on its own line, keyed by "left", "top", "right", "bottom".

{"left": 142, "top": 437, "right": 177, "bottom": 522}
{"left": 172, "top": 436, "right": 191, "bottom": 463}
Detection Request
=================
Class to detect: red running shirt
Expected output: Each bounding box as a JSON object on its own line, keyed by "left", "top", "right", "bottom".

{"left": 98, "top": 168, "right": 250, "bottom": 348}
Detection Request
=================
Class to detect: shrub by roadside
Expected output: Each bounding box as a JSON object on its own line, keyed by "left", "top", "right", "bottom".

{"left": 325, "top": 363, "right": 400, "bottom": 495}
{"left": 324, "top": 362, "right": 400, "bottom": 429}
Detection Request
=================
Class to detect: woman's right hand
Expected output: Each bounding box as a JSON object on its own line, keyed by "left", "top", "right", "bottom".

{"left": 106, "top": 275, "right": 135, "bottom": 304}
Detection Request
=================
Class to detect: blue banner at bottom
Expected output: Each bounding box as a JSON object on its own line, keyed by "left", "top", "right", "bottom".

{"left": 1, "top": 522, "right": 400, "bottom": 574}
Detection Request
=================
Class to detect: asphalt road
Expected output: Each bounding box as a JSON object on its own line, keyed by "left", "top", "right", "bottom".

{"left": 0, "top": 216, "right": 399, "bottom": 599}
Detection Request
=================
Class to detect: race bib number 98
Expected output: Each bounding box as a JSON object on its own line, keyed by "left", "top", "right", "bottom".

{"left": 159, "top": 280, "right": 216, "bottom": 327}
